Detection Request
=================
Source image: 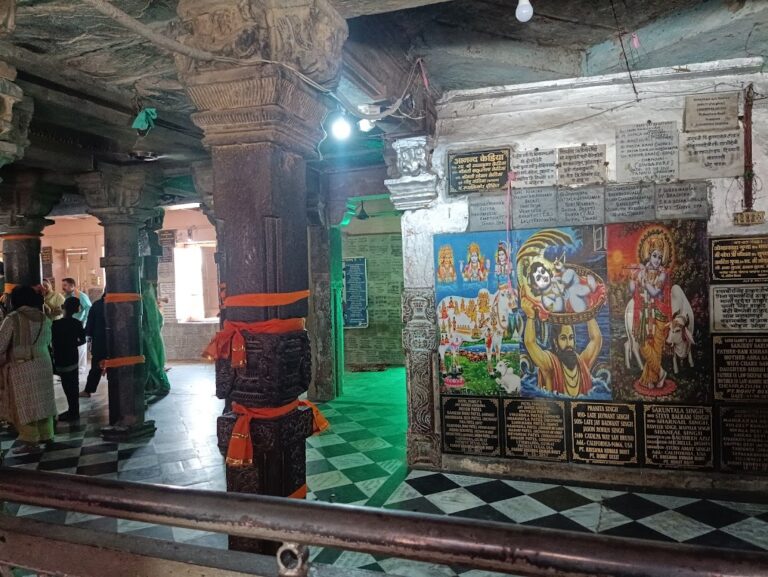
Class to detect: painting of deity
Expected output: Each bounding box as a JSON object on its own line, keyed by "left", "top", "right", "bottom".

{"left": 606, "top": 220, "right": 710, "bottom": 403}
{"left": 434, "top": 226, "right": 612, "bottom": 400}
{"left": 515, "top": 227, "right": 612, "bottom": 401}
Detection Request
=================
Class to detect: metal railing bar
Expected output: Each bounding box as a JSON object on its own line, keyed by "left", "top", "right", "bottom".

{"left": 0, "top": 516, "right": 384, "bottom": 577}
{"left": 1, "top": 468, "right": 767, "bottom": 577}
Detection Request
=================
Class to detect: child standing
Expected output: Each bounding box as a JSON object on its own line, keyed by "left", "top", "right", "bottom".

{"left": 51, "top": 297, "right": 86, "bottom": 421}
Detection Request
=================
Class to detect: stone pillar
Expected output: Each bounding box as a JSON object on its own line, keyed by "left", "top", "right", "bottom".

{"left": 307, "top": 172, "right": 335, "bottom": 402}
{"left": 78, "top": 165, "right": 161, "bottom": 440}
{"left": 0, "top": 173, "right": 61, "bottom": 291}
{"left": 174, "top": 0, "right": 347, "bottom": 554}
{"left": 307, "top": 223, "right": 335, "bottom": 401}
{"left": 0, "top": 62, "right": 38, "bottom": 292}
{"left": 384, "top": 136, "right": 442, "bottom": 468}
{"left": 329, "top": 226, "right": 345, "bottom": 396}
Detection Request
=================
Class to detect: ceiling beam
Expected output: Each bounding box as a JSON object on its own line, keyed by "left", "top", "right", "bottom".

{"left": 332, "top": 0, "right": 452, "bottom": 18}
{"left": 0, "top": 41, "right": 198, "bottom": 135}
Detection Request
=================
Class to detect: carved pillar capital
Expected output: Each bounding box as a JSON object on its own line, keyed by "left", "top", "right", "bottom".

{"left": 0, "top": 61, "right": 32, "bottom": 172}
{"left": 174, "top": 0, "right": 348, "bottom": 155}
{"left": 0, "top": 171, "right": 62, "bottom": 235}
{"left": 384, "top": 136, "right": 438, "bottom": 211}
{"left": 78, "top": 165, "right": 162, "bottom": 226}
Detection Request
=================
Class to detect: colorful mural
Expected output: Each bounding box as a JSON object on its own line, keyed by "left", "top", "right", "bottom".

{"left": 435, "top": 226, "right": 612, "bottom": 400}
{"left": 606, "top": 220, "right": 710, "bottom": 403}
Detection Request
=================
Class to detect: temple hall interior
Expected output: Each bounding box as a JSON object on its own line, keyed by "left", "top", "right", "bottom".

{"left": 0, "top": 0, "right": 766, "bottom": 576}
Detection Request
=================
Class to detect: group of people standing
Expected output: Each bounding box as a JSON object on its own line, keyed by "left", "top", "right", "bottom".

{"left": 0, "top": 279, "right": 107, "bottom": 455}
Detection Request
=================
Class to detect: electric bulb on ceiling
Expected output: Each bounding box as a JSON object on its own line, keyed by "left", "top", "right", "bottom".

{"left": 331, "top": 115, "right": 352, "bottom": 140}
{"left": 516, "top": 0, "right": 533, "bottom": 22}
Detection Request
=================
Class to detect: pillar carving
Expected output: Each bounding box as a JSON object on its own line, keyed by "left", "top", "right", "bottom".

{"left": 402, "top": 289, "right": 441, "bottom": 468}
{"left": 384, "top": 136, "right": 438, "bottom": 211}
{"left": 78, "top": 165, "right": 162, "bottom": 440}
{"left": 0, "top": 62, "right": 39, "bottom": 292}
{"left": 174, "top": 0, "right": 347, "bottom": 555}
{"left": 0, "top": 172, "right": 61, "bottom": 290}
{"left": 307, "top": 221, "right": 334, "bottom": 402}
{"left": 386, "top": 136, "right": 442, "bottom": 468}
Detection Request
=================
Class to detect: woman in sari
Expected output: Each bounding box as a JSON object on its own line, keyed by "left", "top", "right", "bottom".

{"left": 0, "top": 286, "right": 56, "bottom": 455}
{"left": 42, "top": 279, "right": 64, "bottom": 321}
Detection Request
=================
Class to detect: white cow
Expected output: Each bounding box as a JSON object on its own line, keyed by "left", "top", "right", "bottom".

{"left": 484, "top": 292, "right": 511, "bottom": 372}
{"left": 624, "top": 284, "right": 694, "bottom": 374}
{"left": 495, "top": 360, "right": 521, "bottom": 394}
{"left": 666, "top": 312, "right": 695, "bottom": 374}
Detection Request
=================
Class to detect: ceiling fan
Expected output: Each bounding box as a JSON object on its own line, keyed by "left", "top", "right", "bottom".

{"left": 355, "top": 201, "right": 402, "bottom": 220}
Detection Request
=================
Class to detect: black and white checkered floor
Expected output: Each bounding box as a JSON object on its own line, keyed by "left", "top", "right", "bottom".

{"left": 2, "top": 364, "right": 767, "bottom": 577}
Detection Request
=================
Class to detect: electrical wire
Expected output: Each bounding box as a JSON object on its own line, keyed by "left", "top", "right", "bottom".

{"left": 78, "top": 0, "right": 423, "bottom": 122}
{"left": 608, "top": 0, "right": 638, "bottom": 100}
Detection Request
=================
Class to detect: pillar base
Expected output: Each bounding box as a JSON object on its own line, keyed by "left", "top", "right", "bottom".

{"left": 100, "top": 420, "right": 157, "bottom": 443}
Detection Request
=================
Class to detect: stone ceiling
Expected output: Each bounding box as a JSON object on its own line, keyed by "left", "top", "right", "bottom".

{"left": 1, "top": 0, "right": 765, "bottom": 178}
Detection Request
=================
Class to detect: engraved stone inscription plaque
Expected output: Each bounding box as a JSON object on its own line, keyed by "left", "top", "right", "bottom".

{"left": 571, "top": 402, "right": 637, "bottom": 465}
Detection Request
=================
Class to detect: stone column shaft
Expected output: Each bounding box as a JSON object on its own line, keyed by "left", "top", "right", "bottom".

{"left": 79, "top": 166, "right": 160, "bottom": 440}
{"left": 385, "top": 137, "right": 442, "bottom": 468}
{"left": 102, "top": 217, "right": 146, "bottom": 429}
{"left": 2, "top": 235, "right": 42, "bottom": 288}
{"left": 175, "top": 0, "right": 347, "bottom": 554}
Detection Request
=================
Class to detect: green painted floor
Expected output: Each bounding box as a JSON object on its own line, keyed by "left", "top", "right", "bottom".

{"left": 307, "top": 367, "right": 408, "bottom": 509}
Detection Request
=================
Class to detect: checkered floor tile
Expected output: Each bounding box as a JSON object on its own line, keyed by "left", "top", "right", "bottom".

{"left": 2, "top": 364, "right": 767, "bottom": 577}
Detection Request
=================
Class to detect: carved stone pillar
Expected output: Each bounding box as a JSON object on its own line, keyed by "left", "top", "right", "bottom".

{"left": 384, "top": 137, "right": 438, "bottom": 210}
{"left": 385, "top": 136, "right": 442, "bottom": 468}
{"left": 307, "top": 222, "right": 334, "bottom": 401}
{"left": 174, "top": 0, "right": 348, "bottom": 554}
{"left": 78, "top": 166, "right": 161, "bottom": 440}
{"left": 0, "top": 172, "right": 61, "bottom": 291}
{"left": 0, "top": 63, "right": 38, "bottom": 292}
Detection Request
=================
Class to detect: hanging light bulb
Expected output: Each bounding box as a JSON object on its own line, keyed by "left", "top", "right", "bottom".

{"left": 331, "top": 115, "right": 352, "bottom": 140}
{"left": 515, "top": 0, "right": 533, "bottom": 22}
{"left": 358, "top": 118, "right": 376, "bottom": 133}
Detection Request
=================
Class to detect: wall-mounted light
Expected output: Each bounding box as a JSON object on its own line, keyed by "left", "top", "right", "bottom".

{"left": 516, "top": 0, "right": 533, "bottom": 22}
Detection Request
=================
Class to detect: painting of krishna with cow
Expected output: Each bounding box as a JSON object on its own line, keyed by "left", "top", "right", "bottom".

{"left": 434, "top": 219, "right": 709, "bottom": 403}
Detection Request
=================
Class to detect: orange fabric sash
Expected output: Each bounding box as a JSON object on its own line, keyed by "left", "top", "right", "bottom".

{"left": 105, "top": 293, "right": 141, "bottom": 303}
{"left": 1, "top": 234, "right": 39, "bottom": 241}
{"left": 223, "top": 290, "right": 309, "bottom": 309}
{"left": 289, "top": 484, "right": 308, "bottom": 499}
{"left": 4, "top": 283, "right": 17, "bottom": 294}
{"left": 100, "top": 355, "right": 145, "bottom": 374}
{"left": 202, "top": 318, "right": 305, "bottom": 368}
{"left": 226, "top": 400, "right": 329, "bottom": 468}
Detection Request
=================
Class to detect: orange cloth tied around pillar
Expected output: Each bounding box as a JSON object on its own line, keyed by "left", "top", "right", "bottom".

{"left": 203, "top": 318, "right": 305, "bottom": 368}
{"left": 223, "top": 289, "right": 310, "bottom": 309}
{"left": 289, "top": 484, "right": 308, "bottom": 499}
{"left": 105, "top": 293, "right": 142, "bottom": 303}
{"left": 0, "top": 234, "right": 40, "bottom": 241}
{"left": 226, "top": 400, "right": 329, "bottom": 468}
{"left": 100, "top": 355, "right": 145, "bottom": 375}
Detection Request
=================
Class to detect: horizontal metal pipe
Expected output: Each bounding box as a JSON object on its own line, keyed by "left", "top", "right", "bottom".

{"left": 0, "top": 468, "right": 766, "bottom": 577}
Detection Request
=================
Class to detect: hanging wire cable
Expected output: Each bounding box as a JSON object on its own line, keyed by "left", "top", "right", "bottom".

{"left": 608, "top": 0, "right": 639, "bottom": 100}
{"left": 78, "top": 0, "right": 421, "bottom": 122}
